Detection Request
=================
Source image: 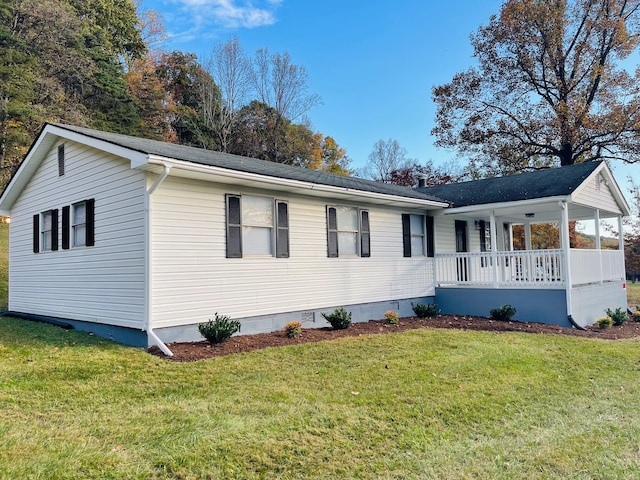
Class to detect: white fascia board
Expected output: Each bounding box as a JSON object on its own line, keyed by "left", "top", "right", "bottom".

{"left": 438, "top": 195, "right": 571, "bottom": 216}
{"left": 45, "top": 125, "right": 149, "bottom": 167}
{"left": 145, "top": 156, "right": 449, "bottom": 208}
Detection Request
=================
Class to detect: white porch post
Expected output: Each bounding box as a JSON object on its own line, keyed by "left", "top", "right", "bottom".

{"left": 490, "top": 211, "right": 498, "bottom": 287}
{"left": 524, "top": 222, "right": 532, "bottom": 250}
{"left": 594, "top": 209, "right": 601, "bottom": 250}
{"left": 618, "top": 215, "right": 624, "bottom": 250}
{"left": 595, "top": 209, "right": 603, "bottom": 284}
{"left": 560, "top": 202, "right": 573, "bottom": 318}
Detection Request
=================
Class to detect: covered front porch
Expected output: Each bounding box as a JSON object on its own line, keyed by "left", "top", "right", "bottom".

{"left": 429, "top": 181, "right": 628, "bottom": 327}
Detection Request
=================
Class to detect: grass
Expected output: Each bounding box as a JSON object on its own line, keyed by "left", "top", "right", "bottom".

{"left": 1, "top": 318, "right": 640, "bottom": 478}
{"left": 628, "top": 282, "right": 640, "bottom": 309}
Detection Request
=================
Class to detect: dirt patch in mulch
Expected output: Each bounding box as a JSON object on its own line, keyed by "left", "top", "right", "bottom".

{"left": 149, "top": 315, "right": 640, "bottom": 362}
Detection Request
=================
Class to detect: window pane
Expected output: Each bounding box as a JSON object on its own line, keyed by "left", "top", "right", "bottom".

{"left": 243, "top": 226, "right": 272, "bottom": 255}
{"left": 74, "top": 203, "right": 86, "bottom": 224}
{"left": 336, "top": 207, "right": 358, "bottom": 231}
{"left": 42, "top": 231, "right": 52, "bottom": 250}
{"left": 43, "top": 212, "right": 52, "bottom": 230}
{"left": 338, "top": 231, "right": 357, "bottom": 255}
{"left": 411, "top": 236, "right": 425, "bottom": 256}
{"left": 410, "top": 214, "right": 424, "bottom": 235}
{"left": 242, "top": 196, "right": 273, "bottom": 226}
{"left": 74, "top": 225, "right": 86, "bottom": 247}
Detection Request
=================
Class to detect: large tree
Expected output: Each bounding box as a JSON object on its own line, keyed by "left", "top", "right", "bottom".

{"left": 432, "top": 0, "right": 640, "bottom": 175}
{"left": 361, "top": 139, "right": 412, "bottom": 183}
{"left": 252, "top": 49, "right": 321, "bottom": 162}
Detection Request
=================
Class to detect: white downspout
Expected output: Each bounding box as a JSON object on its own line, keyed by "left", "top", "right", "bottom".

{"left": 144, "top": 164, "right": 173, "bottom": 357}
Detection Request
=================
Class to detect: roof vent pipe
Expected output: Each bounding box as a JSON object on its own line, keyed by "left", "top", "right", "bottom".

{"left": 418, "top": 176, "right": 427, "bottom": 188}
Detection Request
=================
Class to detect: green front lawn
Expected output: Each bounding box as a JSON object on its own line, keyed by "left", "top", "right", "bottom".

{"left": 1, "top": 317, "right": 640, "bottom": 479}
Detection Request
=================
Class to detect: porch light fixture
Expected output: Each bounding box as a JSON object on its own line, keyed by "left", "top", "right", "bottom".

{"left": 474, "top": 220, "right": 482, "bottom": 230}
{"left": 525, "top": 213, "right": 535, "bottom": 218}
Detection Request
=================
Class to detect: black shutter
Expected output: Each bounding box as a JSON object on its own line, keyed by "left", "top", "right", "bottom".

{"left": 33, "top": 214, "right": 40, "bottom": 253}
{"left": 327, "top": 207, "right": 338, "bottom": 257}
{"left": 86, "top": 199, "right": 95, "bottom": 247}
{"left": 226, "top": 195, "right": 242, "bottom": 258}
{"left": 360, "top": 210, "right": 370, "bottom": 257}
{"left": 51, "top": 209, "right": 59, "bottom": 251}
{"left": 402, "top": 214, "right": 411, "bottom": 257}
{"left": 276, "top": 201, "right": 289, "bottom": 258}
{"left": 426, "top": 216, "right": 435, "bottom": 258}
{"left": 62, "top": 206, "right": 70, "bottom": 250}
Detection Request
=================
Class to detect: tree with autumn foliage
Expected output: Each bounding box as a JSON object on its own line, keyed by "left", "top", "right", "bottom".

{"left": 625, "top": 180, "right": 640, "bottom": 281}
{"left": 433, "top": 0, "right": 640, "bottom": 176}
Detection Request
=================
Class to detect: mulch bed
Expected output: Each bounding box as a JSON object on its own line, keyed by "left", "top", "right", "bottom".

{"left": 149, "top": 315, "right": 640, "bottom": 362}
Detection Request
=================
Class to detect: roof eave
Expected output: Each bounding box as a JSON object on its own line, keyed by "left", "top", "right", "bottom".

{"left": 145, "top": 156, "right": 449, "bottom": 208}
{"left": 437, "top": 195, "right": 572, "bottom": 215}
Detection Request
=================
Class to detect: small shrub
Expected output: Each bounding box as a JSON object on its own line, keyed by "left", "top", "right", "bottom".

{"left": 633, "top": 311, "right": 640, "bottom": 322}
{"left": 596, "top": 316, "right": 613, "bottom": 329}
{"left": 384, "top": 310, "right": 399, "bottom": 324}
{"left": 198, "top": 313, "right": 241, "bottom": 344}
{"left": 489, "top": 304, "right": 517, "bottom": 322}
{"left": 412, "top": 302, "right": 440, "bottom": 318}
{"left": 605, "top": 307, "right": 627, "bottom": 326}
{"left": 284, "top": 321, "right": 302, "bottom": 338}
{"left": 321, "top": 307, "right": 352, "bottom": 330}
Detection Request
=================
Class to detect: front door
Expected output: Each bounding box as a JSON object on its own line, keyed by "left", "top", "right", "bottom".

{"left": 455, "top": 220, "right": 468, "bottom": 281}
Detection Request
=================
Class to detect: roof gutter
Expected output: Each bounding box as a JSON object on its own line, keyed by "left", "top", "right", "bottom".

{"left": 145, "top": 156, "right": 448, "bottom": 208}
{"left": 439, "top": 195, "right": 571, "bottom": 215}
{"left": 144, "top": 162, "right": 173, "bottom": 357}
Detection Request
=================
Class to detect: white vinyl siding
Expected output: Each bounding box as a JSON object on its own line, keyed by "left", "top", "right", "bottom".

{"left": 150, "top": 177, "right": 434, "bottom": 329}
{"left": 572, "top": 173, "right": 622, "bottom": 214}
{"left": 8, "top": 140, "right": 146, "bottom": 329}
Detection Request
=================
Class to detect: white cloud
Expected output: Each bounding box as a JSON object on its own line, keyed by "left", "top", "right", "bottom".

{"left": 175, "top": 0, "right": 280, "bottom": 29}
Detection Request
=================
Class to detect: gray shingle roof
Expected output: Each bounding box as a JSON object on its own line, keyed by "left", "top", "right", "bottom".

{"left": 417, "top": 161, "right": 602, "bottom": 207}
{"left": 52, "top": 123, "right": 445, "bottom": 203}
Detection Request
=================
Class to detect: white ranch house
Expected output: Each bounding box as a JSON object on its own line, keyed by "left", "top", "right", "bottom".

{"left": 0, "top": 124, "right": 630, "bottom": 355}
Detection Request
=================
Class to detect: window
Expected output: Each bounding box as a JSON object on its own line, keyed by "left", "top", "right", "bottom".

{"left": 72, "top": 201, "right": 87, "bottom": 247}
{"left": 402, "top": 214, "right": 434, "bottom": 257}
{"left": 33, "top": 210, "right": 58, "bottom": 253}
{"left": 327, "top": 206, "right": 370, "bottom": 257}
{"left": 226, "top": 194, "right": 289, "bottom": 258}
{"left": 58, "top": 144, "right": 65, "bottom": 176}
{"left": 33, "top": 199, "right": 94, "bottom": 253}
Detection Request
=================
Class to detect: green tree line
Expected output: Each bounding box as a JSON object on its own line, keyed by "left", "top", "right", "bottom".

{"left": 0, "top": 1, "right": 349, "bottom": 188}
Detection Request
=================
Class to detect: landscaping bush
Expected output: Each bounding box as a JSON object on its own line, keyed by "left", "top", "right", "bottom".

{"left": 596, "top": 316, "right": 613, "bottom": 329}
{"left": 384, "top": 310, "right": 399, "bottom": 324}
{"left": 412, "top": 302, "right": 439, "bottom": 318}
{"left": 321, "top": 307, "right": 352, "bottom": 330}
{"left": 633, "top": 310, "right": 640, "bottom": 322}
{"left": 284, "top": 321, "right": 302, "bottom": 338}
{"left": 489, "top": 304, "right": 517, "bottom": 322}
{"left": 605, "top": 307, "right": 627, "bottom": 326}
{"left": 198, "top": 313, "right": 241, "bottom": 344}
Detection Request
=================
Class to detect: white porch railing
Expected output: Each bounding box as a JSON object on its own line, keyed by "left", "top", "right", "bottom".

{"left": 569, "top": 249, "right": 625, "bottom": 286}
{"left": 435, "top": 249, "right": 625, "bottom": 288}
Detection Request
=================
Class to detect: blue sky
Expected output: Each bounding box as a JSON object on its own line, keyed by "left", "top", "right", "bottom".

{"left": 141, "top": 0, "right": 638, "bottom": 191}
